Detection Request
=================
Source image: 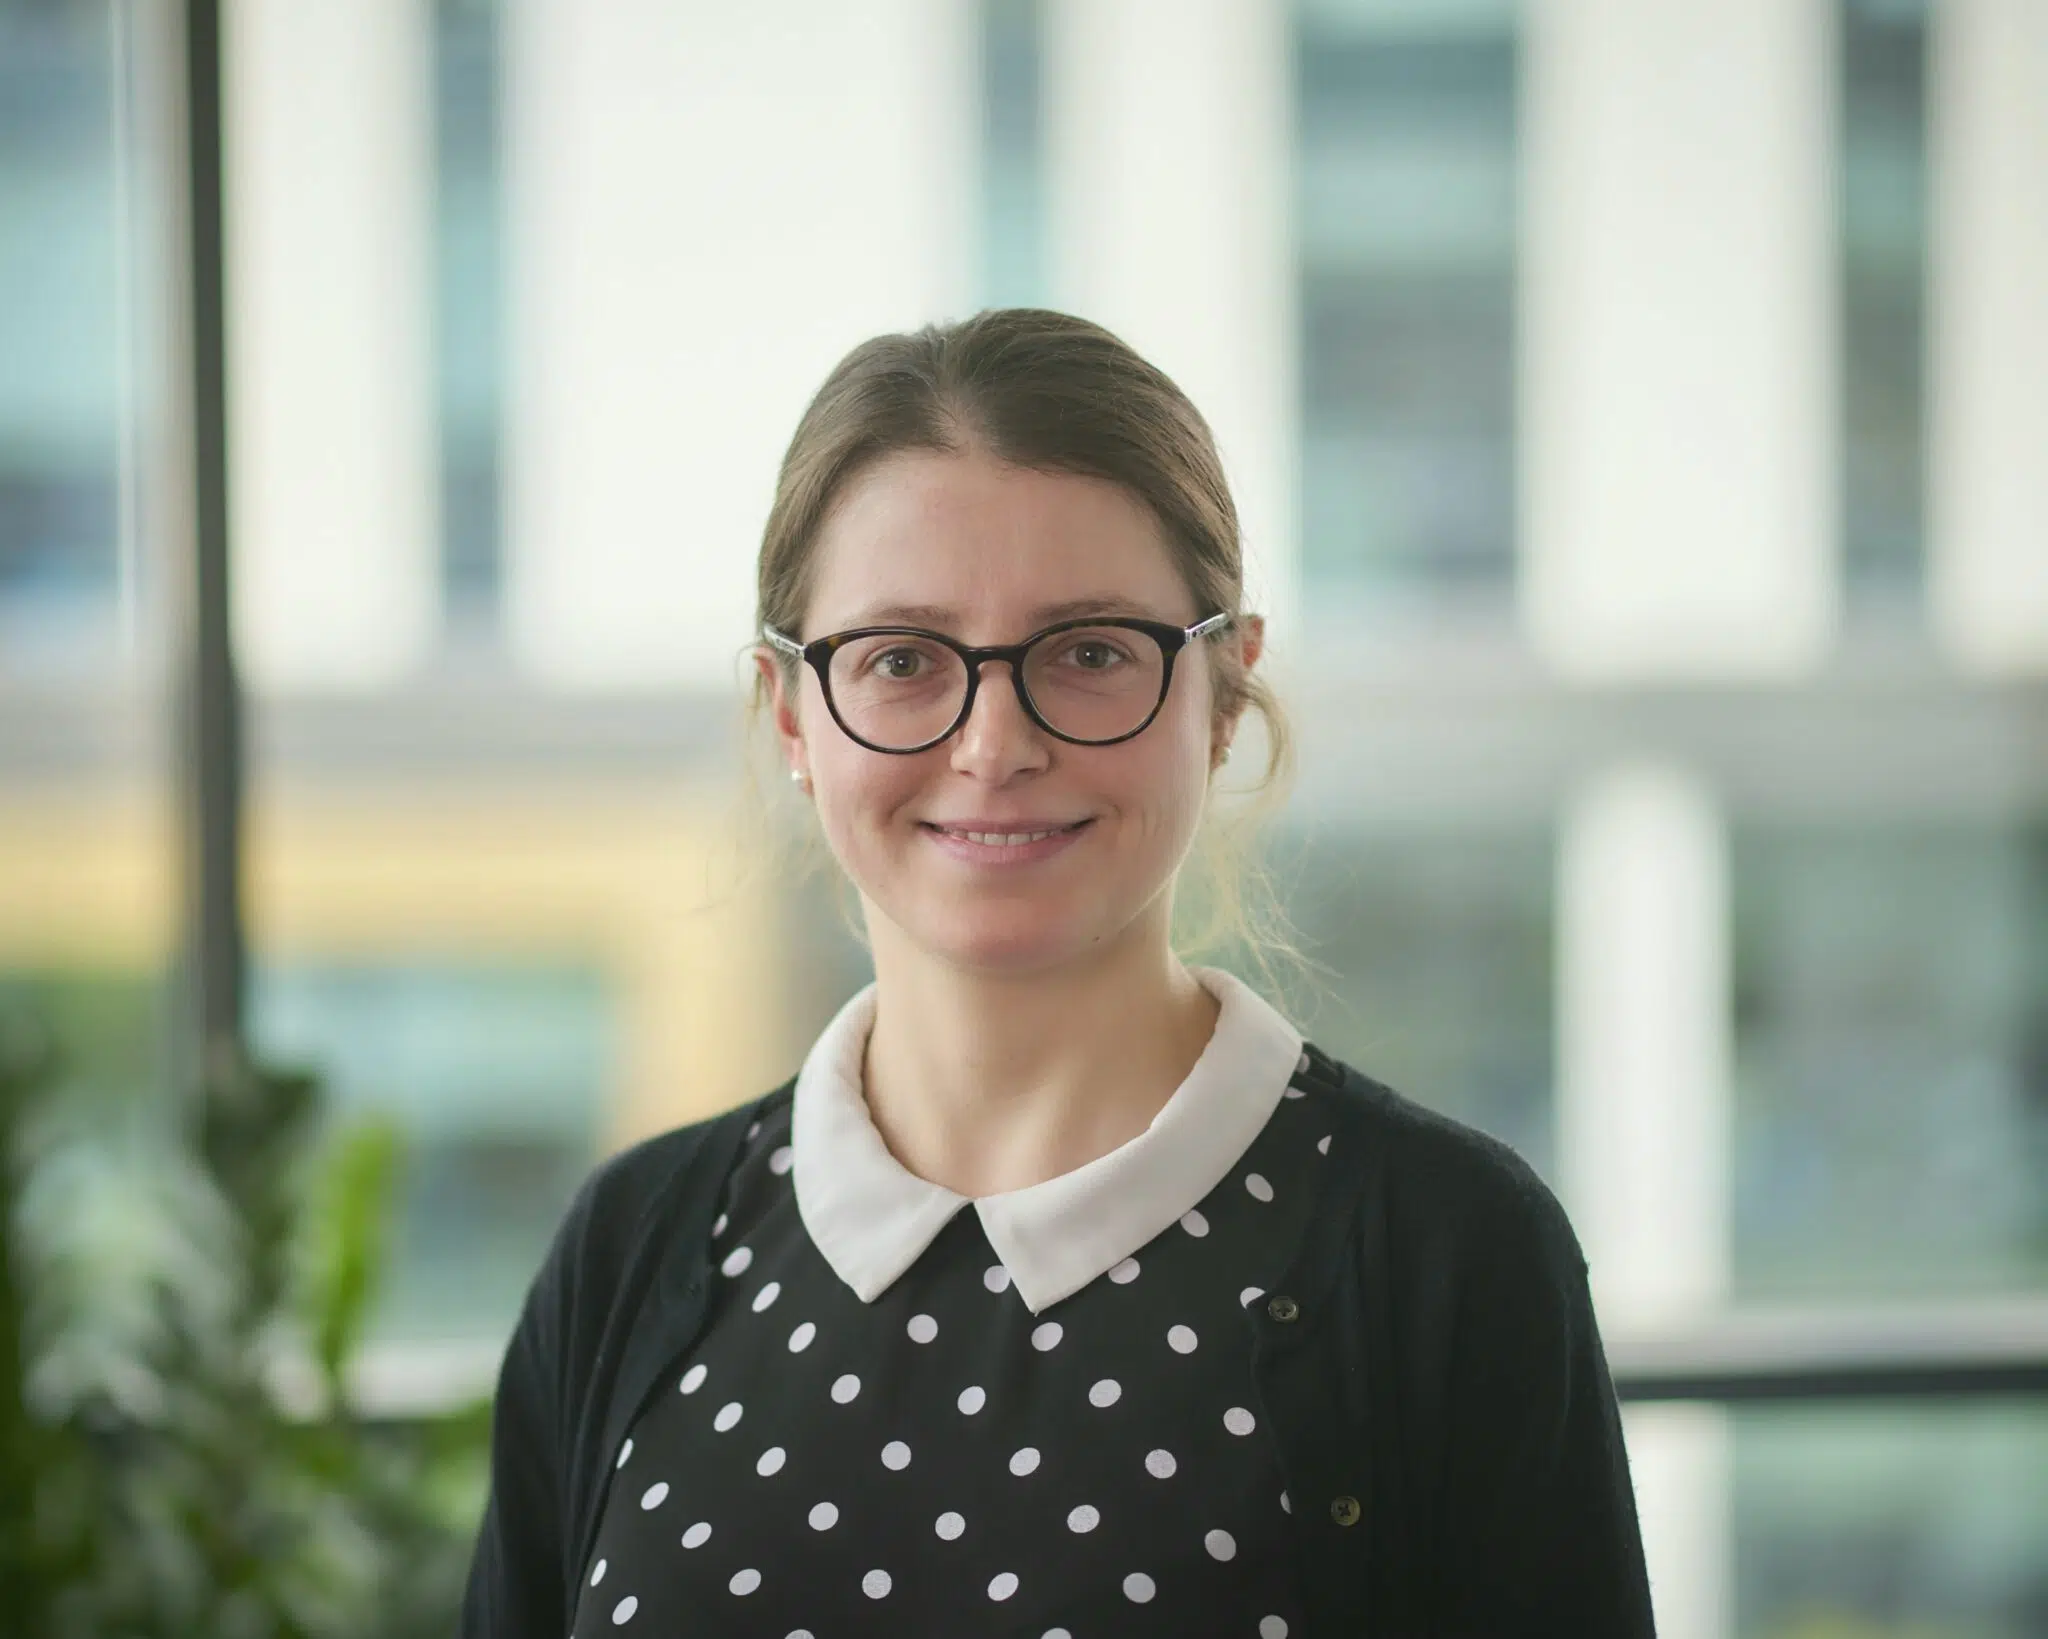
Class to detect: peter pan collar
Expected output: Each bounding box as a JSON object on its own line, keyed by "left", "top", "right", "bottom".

{"left": 789, "top": 964, "right": 1307, "bottom": 1315}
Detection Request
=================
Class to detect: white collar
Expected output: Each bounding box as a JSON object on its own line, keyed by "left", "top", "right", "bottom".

{"left": 789, "top": 965, "right": 1306, "bottom": 1315}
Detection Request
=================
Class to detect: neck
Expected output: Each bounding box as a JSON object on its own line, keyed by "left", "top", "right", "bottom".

{"left": 857, "top": 923, "right": 1221, "bottom": 1200}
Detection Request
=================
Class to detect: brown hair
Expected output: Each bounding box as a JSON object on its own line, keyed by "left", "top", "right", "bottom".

{"left": 740, "top": 307, "right": 1312, "bottom": 1000}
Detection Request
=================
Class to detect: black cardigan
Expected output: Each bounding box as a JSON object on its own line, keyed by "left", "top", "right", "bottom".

{"left": 460, "top": 1044, "right": 1658, "bottom": 1637}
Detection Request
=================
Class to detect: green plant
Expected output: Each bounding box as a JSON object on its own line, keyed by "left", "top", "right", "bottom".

{"left": 0, "top": 1009, "right": 491, "bottom": 1639}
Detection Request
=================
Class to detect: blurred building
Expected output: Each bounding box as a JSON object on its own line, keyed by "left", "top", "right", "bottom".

{"left": 1, "top": 1, "right": 2043, "bottom": 1634}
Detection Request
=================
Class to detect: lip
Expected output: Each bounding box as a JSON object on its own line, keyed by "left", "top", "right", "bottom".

{"left": 920, "top": 817, "right": 1093, "bottom": 866}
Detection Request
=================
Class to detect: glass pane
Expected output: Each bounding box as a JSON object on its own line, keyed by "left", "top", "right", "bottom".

{"left": 1265, "top": 822, "right": 1555, "bottom": 1179}
{"left": 0, "top": 1, "right": 128, "bottom": 665}
{"left": 1841, "top": 0, "right": 1927, "bottom": 612}
{"left": 436, "top": 0, "right": 503, "bottom": 634}
{"left": 1734, "top": 1403, "right": 2048, "bottom": 1638}
{"left": 980, "top": 0, "right": 1046, "bottom": 309}
{"left": 1731, "top": 819, "right": 2048, "bottom": 1300}
{"left": 250, "top": 958, "right": 606, "bottom": 1341}
{"left": 0, "top": 0, "right": 175, "bottom": 1092}
{"left": 1295, "top": 1, "right": 1518, "bottom": 622}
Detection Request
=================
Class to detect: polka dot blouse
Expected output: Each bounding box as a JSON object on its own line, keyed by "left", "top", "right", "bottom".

{"left": 571, "top": 967, "right": 1329, "bottom": 1638}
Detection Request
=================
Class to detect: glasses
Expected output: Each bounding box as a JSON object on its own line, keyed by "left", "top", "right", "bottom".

{"left": 760, "top": 612, "right": 1234, "bottom": 754}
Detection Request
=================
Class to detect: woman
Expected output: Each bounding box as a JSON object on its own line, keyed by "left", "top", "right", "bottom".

{"left": 461, "top": 309, "right": 1656, "bottom": 1637}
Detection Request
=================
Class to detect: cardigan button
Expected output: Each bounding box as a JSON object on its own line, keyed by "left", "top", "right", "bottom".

{"left": 1329, "top": 1494, "right": 1362, "bottom": 1528}
{"left": 1266, "top": 1294, "right": 1300, "bottom": 1323}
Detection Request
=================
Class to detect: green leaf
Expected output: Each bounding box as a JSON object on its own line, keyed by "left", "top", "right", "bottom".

{"left": 294, "top": 1118, "right": 404, "bottom": 1407}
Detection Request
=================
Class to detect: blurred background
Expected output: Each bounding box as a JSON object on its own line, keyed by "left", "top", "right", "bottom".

{"left": 2, "top": 0, "right": 2045, "bottom": 1634}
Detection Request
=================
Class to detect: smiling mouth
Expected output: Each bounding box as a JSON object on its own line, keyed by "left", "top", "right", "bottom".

{"left": 920, "top": 820, "right": 1092, "bottom": 847}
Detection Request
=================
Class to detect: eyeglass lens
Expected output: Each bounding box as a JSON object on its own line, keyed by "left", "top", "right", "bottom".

{"left": 827, "top": 627, "right": 1167, "bottom": 749}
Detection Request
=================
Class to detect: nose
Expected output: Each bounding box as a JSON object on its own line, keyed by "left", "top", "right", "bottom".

{"left": 948, "top": 658, "right": 1049, "bottom": 781}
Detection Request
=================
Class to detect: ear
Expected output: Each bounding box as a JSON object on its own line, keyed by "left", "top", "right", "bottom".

{"left": 1212, "top": 613, "right": 1266, "bottom": 758}
{"left": 752, "top": 646, "right": 808, "bottom": 779}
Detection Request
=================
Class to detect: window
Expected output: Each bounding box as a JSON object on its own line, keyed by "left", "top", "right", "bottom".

{"left": 979, "top": 0, "right": 1047, "bottom": 310}
{"left": 1295, "top": 0, "right": 1518, "bottom": 623}
{"left": 1840, "top": 0, "right": 1928, "bottom": 614}
{"left": 1732, "top": 818, "right": 2048, "bottom": 1302}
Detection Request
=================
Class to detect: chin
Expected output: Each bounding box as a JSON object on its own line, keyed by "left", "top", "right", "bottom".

{"left": 898, "top": 906, "right": 1111, "bottom": 976}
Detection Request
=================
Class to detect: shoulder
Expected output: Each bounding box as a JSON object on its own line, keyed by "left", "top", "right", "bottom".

{"left": 1305, "top": 1045, "right": 1589, "bottom": 1283}
{"left": 545, "top": 1081, "right": 796, "bottom": 1278}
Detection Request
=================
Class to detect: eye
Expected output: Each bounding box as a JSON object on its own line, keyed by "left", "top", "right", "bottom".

{"left": 1054, "top": 636, "right": 1134, "bottom": 670}
{"left": 869, "top": 647, "right": 928, "bottom": 679}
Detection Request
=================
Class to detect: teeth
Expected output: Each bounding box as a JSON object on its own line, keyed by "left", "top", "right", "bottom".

{"left": 943, "top": 826, "right": 1074, "bottom": 846}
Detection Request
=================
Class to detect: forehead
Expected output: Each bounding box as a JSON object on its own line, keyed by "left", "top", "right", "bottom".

{"left": 805, "top": 446, "right": 1195, "bottom": 633}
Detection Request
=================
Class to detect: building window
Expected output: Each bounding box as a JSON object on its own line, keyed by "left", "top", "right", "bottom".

{"left": 1840, "top": 0, "right": 1928, "bottom": 614}
{"left": 0, "top": 2, "right": 129, "bottom": 665}
{"left": 979, "top": 0, "right": 1047, "bottom": 310}
{"left": 434, "top": 0, "right": 505, "bottom": 634}
{"left": 1295, "top": 0, "right": 1518, "bottom": 625}
{"left": 252, "top": 958, "right": 608, "bottom": 1342}
{"left": 1731, "top": 818, "right": 2048, "bottom": 1302}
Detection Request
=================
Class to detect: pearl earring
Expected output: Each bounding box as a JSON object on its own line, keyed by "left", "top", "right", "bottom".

{"left": 790, "top": 768, "right": 810, "bottom": 792}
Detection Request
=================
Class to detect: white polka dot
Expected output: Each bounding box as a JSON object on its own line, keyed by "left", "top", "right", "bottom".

{"left": 1296, "top": 1051, "right": 1310, "bottom": 1075}
{"left": 1045, "top": 1631, "right": 1073, "bottom": 1639}
{"left": 1145, "top": 1448, "right": 1177, "bottom": 1479}
{"left": 1108, "top": 1256, "right": 1140, "bottom": 1284}
{"left": 757, "top": 1446, "right": 786, "bottom": 1477}
{"left": 1067, "top": 1504, "right": 1099, "bottom": 1533}
{"left": 831, "top": 1373, "right": 861, "bottom": 1404}
{"left": 1088, "top": 1378, "right": 1121, "bottom": 1408}
{"left": 983, "top": 1263, "right": 1011, "bottom": 1293}
{"left": 729, "top": 1568, "right": 761, "bottom": 1596}
{"left": 1283, "top": 1084, "right": 1305, "bottom": 1100}
{"left": 1245, "top": 1171, "right": 1274, "bottom": 1202}
{"left": 1124, "top": 1572, "right": 1156, "bottom": 1604}
{"left": 713, "top": 1401, "right": 743, "bottom": 1432}
{"left": 788, "top": 1632, "right": 814, "bottom": 1639}
{"left": 957, "top": 1385, "right": 986, "bottom": 1415}
{"left": 1224, "top": 1406, "right": 1257, "bottom": 1436}
{"left": 881, "top": 1440, "right": 911, "bottom": 1471}
{"left": 862, "top": 1569, "right": 892, "bottom": 1599}
{"left": 682, "top": 1521, "right": 711, "bottom": 1549}
{"left": 590, "top": 1558, "right": 607, "bottom": 1586}
{"left": 769, "top": 1144, "right": 794, "bottom": 1175}
{"left": 1180, "top": 1208, "right": 1209, "bottom": 1237}
{"left": 789, "top": 1321, "right": 816, "bottom": 1352}
{"left": 989, "top": 1572, "right": 1019, "bottom": 1601}
{"left": 679, "top": 1363, "right": 707, "bottom": 1394}
{"left": 751, "top": 1280, "right": 782, "bottom": 1313}
{"left": 935, "top": 1510, "right": 965, "bottom": 1540}
{"left": 1205, "top": 1528, "right": 1237, "bottom": 1561}
{"left": 615, "top": 1438, "right": 634, "bottom": 1469}
{"left": 1261, "top": 1618, "right": 1290, "bottom": 1638}
{"left": 1317, "top": 1133, "right": 1332, "bottom": 1155}
{"left": 638, "top": 1481, "right": 669, "bottom": 1510}
{"left": 1280, "top": 1491, "right": 1291, "bottom": 1514}
{"left": 747, "top": 1118, "right": 762, "bottom": 1140}
{"left": 808, "top": 1501, "right": 838, "bottom": 1531}
{"left": 907, "top": 1313, "right": 938, "bottom": 1343}
{"left": 711, "top": 1212, "right": 728, "bottom": 1237}
{"left": 611, "top": 1595, "right": 637, "bottom": 1624}
{"left": 720, "top": 1245, "right": 753, "bottom": 1278}
{"left": 1026, "top": 1322, "right": 1062, "bottom": 1353}
{"left": 1167, "top": 1324, "right": 1198, "bottom": 1354}
{"left": 1009, "top": 1446, "right": 1041, "bottom": 1476}
{"left": 1240, "top": 1286, "right": 1265, "bottom": 1308}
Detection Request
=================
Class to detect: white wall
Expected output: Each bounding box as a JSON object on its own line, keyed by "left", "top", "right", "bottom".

{"left": 501, "top": 0, "right": 978, "bottom": 691}
{"left": 1927, "top": 0, "right": 2048, "bottom": 677}
{"left": 225, "top": 0, "right": 439, "bottom": 690}
{"left": 1043, "top": 0, "right": 1300, "bottom": 645}
{"left": 1520, "top": 0, "right": 1837, "bottom": 681}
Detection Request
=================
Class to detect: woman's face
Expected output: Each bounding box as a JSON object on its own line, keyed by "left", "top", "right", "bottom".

{"left": 757, "top": 444, "right": 1263, "bottom": 977}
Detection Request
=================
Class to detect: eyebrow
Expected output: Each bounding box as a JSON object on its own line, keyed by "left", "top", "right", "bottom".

{"left": 837, "top": 596, "right": 1171, "bottom": 630}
